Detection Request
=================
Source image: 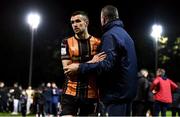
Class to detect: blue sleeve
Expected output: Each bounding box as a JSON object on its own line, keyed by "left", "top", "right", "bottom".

{"left": 79, "top": 35, "right": 117, "bottom": 75}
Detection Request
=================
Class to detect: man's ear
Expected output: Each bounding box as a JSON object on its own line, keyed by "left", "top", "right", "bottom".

{"left": 104, "top": 16, "right": 109, "bottom": 24}
{"left": 85, "top": 20, "right": 89, "bottom": 26}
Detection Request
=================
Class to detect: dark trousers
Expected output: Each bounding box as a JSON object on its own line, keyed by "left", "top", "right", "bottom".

{"left": 132, "top": 101, "right": 148, "bottom": 116}
{"left": 126, "top": 102, "right": 132, "bottom": 116}
{"left": 36, "top": 103, "right": 45, "bottom": 116}
{"left": 21, "top": 106, "right": 26, "bottom": 117}
{"left": 104, "top": 103, "right": 130, "bottom": 116}
{"left": 60, "top": 94, "right": 96, "bottom": 116}
{"left": 45, "top": 101, "right": 52, "bottom": 115}
{"left": 0, "top": 99, "right": 8, "bottom": 112}
{"left": 171, "top": 107, "right": 180, "bottom": 116}
{"left": 147, "top": 101, "right": 155, "bottom": 116}
{"left": 153, "top": 101, "right": 169, "bottom": 116}
{"left": 52, "top": 103, "right": 58, "bottom": 116}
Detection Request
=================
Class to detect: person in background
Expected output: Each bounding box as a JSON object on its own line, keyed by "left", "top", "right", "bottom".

{"left": 20, "top": 90, "right": 27, "bottom": 117}
{"left": 33, "top": 88, "right": 45, "bottom": 117}
{"left": 132, "top": 69, "right": 149, "bottom": 116}
{"left": 146, "top": 72, "right": 155, "bottom": 117}
{"left": 43, "top": 82, "right": 52, "bottom": 116}
{"left": 0, "top": 82, "right": 8, "bottom": 112}
{"left": 11, "top": 82, "right": 21, "bottom": 115}
{"left": 51, "top": 82, "right": 60, "bottom": 116}
{"left": 150, "top": 68, "right": 178, "bottom": 116}
{"left": 171, "top": 82, "right": 180, "bottom": 116}
{"left": 26, "top": 86, "right": 34, "bottom": 114}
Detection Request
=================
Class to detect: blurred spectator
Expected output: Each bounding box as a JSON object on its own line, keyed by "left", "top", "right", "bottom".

{"left": 150, "top": 68, "right": 178, "bottom": 116}
{"left": 171, "top": 82, "right": 180, "bottom": 116}
{"left": 11, "top": 82, "right": 21, "bottom": 115}
{"left": 26, "top": 86, "right": 34, "bottom": 114}
{"left": 33, "top": 88, "right": 45, "bottom": 117}
{"left": 0, "top": 82, "right": 8, "bottom": 112}
{"left": 132, "top": 69, "right": 149, "bottom": 116}
{"left": 146, "top": 72, "right": 155, "bottom": 116}
{"left": 43, "top": 82, "right": 52, "bottom": 116}
{"left": 51, "top": 82, "right": 60, "bottom": 116}
{"left": 20, "top": 90, "right": 27, "bottom": 117}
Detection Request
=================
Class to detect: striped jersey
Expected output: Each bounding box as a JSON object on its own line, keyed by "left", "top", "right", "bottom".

{"left": 61, "top": 36, "right": 101, "bottom": 98}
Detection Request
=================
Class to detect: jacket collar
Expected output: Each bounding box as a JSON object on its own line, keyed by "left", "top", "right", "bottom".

{"left": 102, "top": 19, "right": 124, "bottom": 33}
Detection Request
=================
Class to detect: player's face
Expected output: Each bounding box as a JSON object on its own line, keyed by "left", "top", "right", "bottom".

{"left": 71, "top": 15, "right": 88, "bottom": 34}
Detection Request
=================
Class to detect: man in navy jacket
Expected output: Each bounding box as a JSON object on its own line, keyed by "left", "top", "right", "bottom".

{"left": 64, "top": 5, "right": 138, "bottom": 116}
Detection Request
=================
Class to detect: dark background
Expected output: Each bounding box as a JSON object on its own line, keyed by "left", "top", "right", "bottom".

{"left": 1, "top": 0, "right": 180, "bottom": 88}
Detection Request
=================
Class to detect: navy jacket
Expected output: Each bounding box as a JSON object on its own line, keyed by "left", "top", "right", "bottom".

{"left": 79, "top": 19, "right": 138, "bottom": 104}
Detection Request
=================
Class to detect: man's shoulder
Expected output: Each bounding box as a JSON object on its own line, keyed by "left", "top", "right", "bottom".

{"left": 91, "top": 35, "right": 100, "bottom": 39}
{"left": 90, "top": 36, "right": 101, "bottom": 46}
{"left": 61, "top": 36, "right": 74, "bottom": 44}
{"left": 90, "top": 35, "right": 101, "bottom": 42}
{"left": 62, "top": 36, "right": 74, "bottom": 41}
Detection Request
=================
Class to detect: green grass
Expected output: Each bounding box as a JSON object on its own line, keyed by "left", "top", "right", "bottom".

{"left": 148, "top": 111, "right": 175, "bottom": 116}
{"left": 160, "top": 110, "right": 179, "bottom": 117}
{"left": 0, "top": 111, "right": 177, "bottom": 116}
{"left": 0, "top": 112, "right": 35, "bottom": 116}
{"left": 166, "top": 111, "right": 172, "bottom": 116}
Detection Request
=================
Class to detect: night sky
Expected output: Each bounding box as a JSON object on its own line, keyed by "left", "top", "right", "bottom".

{"left": 1, "top": 0, "right": 180, "bottom": 88}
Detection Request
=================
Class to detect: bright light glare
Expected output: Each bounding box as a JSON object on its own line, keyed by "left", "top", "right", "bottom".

{"left": 27, "top": 12, "right": 41, "bottom": 29}
{"left": 151, "top": 24, "right": 162, "bottom": 39}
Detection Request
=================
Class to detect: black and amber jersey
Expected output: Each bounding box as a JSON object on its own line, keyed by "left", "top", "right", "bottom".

{"left": 61, "top": 36, "right": 101, "bottom": 98}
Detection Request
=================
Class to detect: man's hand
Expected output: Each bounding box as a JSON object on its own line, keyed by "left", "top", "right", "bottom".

{"left": 88, "top": 52, "right": 107, "bottom": 63}
{"left": 64, "top": 63, "right": 80, "bottom": 77}
{"left": 63, "top": 52, "right": 106, "bottom": 80}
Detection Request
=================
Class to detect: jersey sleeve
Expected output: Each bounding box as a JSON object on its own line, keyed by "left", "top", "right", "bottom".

{"left": 61, "top": 39, "right": 70, "bottom": 60}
